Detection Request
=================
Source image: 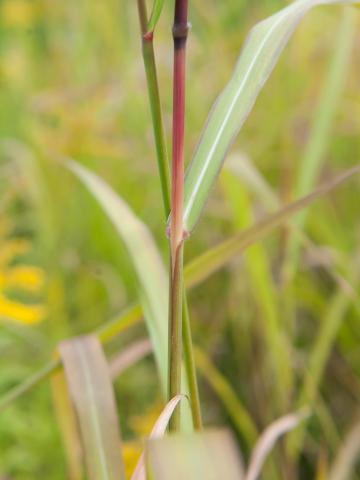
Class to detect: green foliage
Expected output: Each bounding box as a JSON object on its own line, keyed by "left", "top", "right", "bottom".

{"left": 0, "top": 0, "right": 360, "bottom": 478}
{"left": 183, "top": 0, "right": 357, "bottom": 232}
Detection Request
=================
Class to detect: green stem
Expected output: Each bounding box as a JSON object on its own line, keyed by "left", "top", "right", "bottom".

{"left": 137, "top": 0, "right": 202, "bottom": 429}
{"left": 167, "top": 0, "right": 190, "bottom": 431}
{"left": 137, "top": 0, "right": 171, "bottom": 217}
{"left": 168, "top": 243, "right": 184, "bottom": 430}
{"left": 182, "top": 298, "right": 203, "bottom": 429}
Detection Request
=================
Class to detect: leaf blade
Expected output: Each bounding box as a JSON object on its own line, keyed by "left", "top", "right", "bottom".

{"left": 131, "top": 395, "right": 187, "bottom": 480}
{"left": 68, "top": 160, "right": 168, "bottom": 393}
{"left": 185, "top": 165, "right": 360, "bottom": 288}
{"left": 146, "top": 429, "right": 245, "bottom": 480}
{"left": 245, "top": 410, "right": 309, "bottom": 480}
{"left": 59, "top": 335, "right": 125, "bottom": 480}
{"left": 183, "top": 0, "right": 357, "bottom": 231}
{"left": 147, "top": 0, "right": 165, "bottom": 33}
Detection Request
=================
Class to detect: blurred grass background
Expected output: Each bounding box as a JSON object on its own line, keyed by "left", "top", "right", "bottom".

{"left": 0, "top": 0, "right": 359, "bottom": 478}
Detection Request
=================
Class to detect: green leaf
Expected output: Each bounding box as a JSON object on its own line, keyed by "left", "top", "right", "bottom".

{"left": 147, "top": 0, "right": 165, "bottom": 33}
{"left": 146, "top": 429, "right": 245, "bottom": 480}
{"left": 221, "top": 169, "right": 291, "bottom": 412}
{"left": 183, "top": 0, "right": 357, "bottom": 231}
{"left": 68, "top": 160, "right": 168, "bottom": 394}
{"left": 2, "top": 165, "right": 358, "bottom": 414}
{"left": 59, "top": 335, "right": 125, "bottom": 480}
{"left": 194, "top": 348, "right": 257, "bottom": 446}
{"left": 286, "top": 8, "right": 356, "bottom": 278}
{"left": 185, "top": 165, "right": 360, "bottom": 289}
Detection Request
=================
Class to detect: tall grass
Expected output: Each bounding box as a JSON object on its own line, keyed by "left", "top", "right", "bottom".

{"left": 0, "top": 0, "right": 359, "bottom": 478}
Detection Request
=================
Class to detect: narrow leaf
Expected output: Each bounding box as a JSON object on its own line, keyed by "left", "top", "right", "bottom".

{"left": 183, "top": 0, "right": 357, "bottom": 231}
{"left": 287, "top": 7, "right": 356, "bottom": 277}
{"left": 194, "top": 348, "right": 257, "bottom": 446}
{"left": 146, "top": 429, "right": 245, "bottom": 480}
{"left": 185, "top": 165, "right": 360, "bottom": 289}
{"left": 59, "top": 335, "right": 125, "bottom": 480}
{"left": 147, "top": 0, "right": 165, "bottom": 34}
{"left": 67, "top": 160, "right": 168, "bottom": 393}
{"left": 245, "top": 410, "right": 309, "bottom": 480}
{"left": 51, "top": 371, "right": 83, "bottom": 480}
{"left": 131, "top": 395, "right": 186, "bottom": 480}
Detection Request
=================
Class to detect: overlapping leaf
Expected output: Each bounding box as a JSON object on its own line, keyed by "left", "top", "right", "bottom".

{"left": 183, "top": 0, "right": 357, "bottom": 231}
{"left": 146, "top": 429, "right": 244, "bottom": 480}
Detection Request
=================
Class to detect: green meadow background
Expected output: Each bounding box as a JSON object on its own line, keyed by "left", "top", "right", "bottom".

{"left": 0, "top": 0, "right": 359, "bottom": 478}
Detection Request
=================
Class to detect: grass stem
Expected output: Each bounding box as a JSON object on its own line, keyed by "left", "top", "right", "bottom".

{"left": 136, "top": 0, "right": 171, "bottom": 217}
{"left": 136, "top": 0, "right": 202, "bottom": 430}
{"left": 168, "top": 0, "right": 189, "bottom": 431}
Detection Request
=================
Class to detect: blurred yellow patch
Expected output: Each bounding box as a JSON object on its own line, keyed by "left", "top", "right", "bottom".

{"left": 2, "top": 0, "right": 38, "bottom": 28}
{"left": 0, "top": 296, "right": 45, "bottom": 325}
{"left": 123, "top": 441, "right": 142, "bottom": 480}
{"left": 0, "top": 219, "right": 46, "bottom": 325}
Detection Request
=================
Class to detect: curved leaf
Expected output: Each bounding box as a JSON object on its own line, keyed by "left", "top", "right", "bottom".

{"left": 131, "top": 395, "right": 187, "bottom": 480}
{"left": 68, "top": 161, "right": 168, "bottom": 393}
{"left": 183, "top": 0, "right": 357, "bottom": 231}
{"left": 245, "top": 410, "right": 309, "bottom": 480}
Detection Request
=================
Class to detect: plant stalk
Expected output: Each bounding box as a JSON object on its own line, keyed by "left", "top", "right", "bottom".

{"left": 168, "top": 0, "right": 189, "bottom": 431}
{"left": 137, "top": 0, "right": 171, "bottom": 216}
{"left": 136, "top": 0, "right": 202, "bottom": 430}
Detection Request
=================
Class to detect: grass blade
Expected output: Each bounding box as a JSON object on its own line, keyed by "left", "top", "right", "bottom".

{"left": 245, "top": 410, "right": 309, "bottom": 480}
{"left": 146, "top": 429, "right": 245, "bottom": 480}
{"left": 2, "top": 166, "right": 358, "bottom": 412}
{"left": 59, "top": 335, "right": 125, "bottom": 480}
{"left": 195, "top": 348, "right": 257, "bottom": 446}
{"left": 147, "top": 0, "right": 165, "bottom": 34}
{"left": 185, "top": 165, "right": 360, "bottom": 289}
{"left": 288, "top": 252, "right": 360, "bottom": 458}
{"left": 221, "top": 170, "right": 291, "bottom": 413}
{"left": 131, "top": 394, "right": 186, "bottom": 480}
{"left": 286, "top": 8, "right": 356, "bottom": 278}
{"left": 68, "top": 160, "right": 168, "bottom": 393}
{"left": 183, "top": 0, "right": 357, "bottom": 231}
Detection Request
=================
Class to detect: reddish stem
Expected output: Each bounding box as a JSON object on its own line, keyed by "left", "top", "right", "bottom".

{"left": 170, "top": 0, "right": 189, "bottom": 259}
{"left": 168, "top": 0, "right": 189, "bottom": 431}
